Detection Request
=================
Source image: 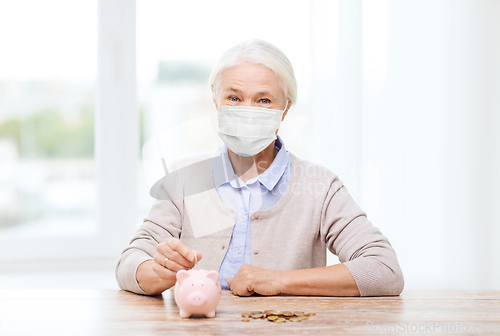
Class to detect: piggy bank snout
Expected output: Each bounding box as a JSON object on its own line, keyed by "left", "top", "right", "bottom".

{"left": 187, "top": 291, "right": 206, "bottom": 306}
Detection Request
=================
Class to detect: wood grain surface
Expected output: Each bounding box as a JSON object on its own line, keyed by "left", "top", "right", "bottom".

{"left": 0, "top": 289, "right": 499, "bottom": 335}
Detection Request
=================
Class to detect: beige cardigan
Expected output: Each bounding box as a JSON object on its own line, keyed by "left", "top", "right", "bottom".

{"left": 115, "top": 152, "right": 404, "bottom": 296}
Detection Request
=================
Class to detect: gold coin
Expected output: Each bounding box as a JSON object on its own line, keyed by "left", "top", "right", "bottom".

{"left": 293, "top": 311, "right": 304, "bottom": 315}
{"left": 241, "top": 318, "right": 250, "bottom": 322}
{"left": 267, "top": 315, "right": 279, "bottom": 321}
{"left": 289, "top": 317, "right": 302, "bottom": 322}
{"left": 241, "top": 312, "right": 252, "bottom": 318}
{"left": 298, "top": 316, "right": 309, "bottom": 320}
{"left": 274, "top": 317, "right": 287, "bottom": 323}
{"left": 271, "top": 311, "right": 283, "bottom": 315}
{"left": 283, "top": 313, "right": 294, "bottom": 317}
{"left": 252, "top": 313, "right": 264, "bottom": 318}
{"left": 264, "top": 310, "right": 274, "bottom": 314}
{"left": 251, "top": 311, "right": 263, "bottom": 315}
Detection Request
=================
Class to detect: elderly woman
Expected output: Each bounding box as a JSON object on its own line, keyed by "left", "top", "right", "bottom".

{"left": 116, "top": 39, "right": 404, "bottom": 297}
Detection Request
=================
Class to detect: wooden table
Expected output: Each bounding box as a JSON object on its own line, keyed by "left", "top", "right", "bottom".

{"left": 1, "top": 290, "right": 499, "bottom": 335}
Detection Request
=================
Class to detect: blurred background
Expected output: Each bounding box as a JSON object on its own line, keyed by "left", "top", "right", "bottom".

{"left": 0, "top": 0, "right": 498, "bottom": 291}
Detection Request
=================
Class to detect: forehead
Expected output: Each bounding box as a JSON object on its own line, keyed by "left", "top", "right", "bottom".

{"left": 219, "top": 62, "right": 284, "bottom": 95}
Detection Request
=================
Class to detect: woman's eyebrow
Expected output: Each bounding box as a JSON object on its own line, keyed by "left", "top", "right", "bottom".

{"left": 256, "top": 91, "right": 275, "bottom": 97}
{"left": 225, "top": 87, "right": 274, "bottom": 97}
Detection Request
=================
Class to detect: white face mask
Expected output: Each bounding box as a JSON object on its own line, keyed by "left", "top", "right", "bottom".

{"left": 217, "top": 105, "right": 286, "bottom": 157}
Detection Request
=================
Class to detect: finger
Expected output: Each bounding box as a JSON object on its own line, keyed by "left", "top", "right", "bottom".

{"left": 153, "top": 253, "right": 188, "bottom": 272}
{"left": 193, "top": 250, "right": 203, "bottom": 263}
{"left": 180, "top": 250, "right": 203, "bottom": 269}
{"left": 157, "top": 240, "right": 192, "bottom": 269}
{"left": 152, "top": 260, "right": 177, "bottom": 281}
{"left": 227, "top": 277, "right": 233, "bottom": 287}
{"left": 234, "top": 284, "right": 254, "bottom": 297}
{"left": 166, "top": 238, "right": 196, "bottom": 263}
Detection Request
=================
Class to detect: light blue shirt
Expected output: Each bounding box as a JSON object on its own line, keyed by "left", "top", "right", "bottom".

{"left": 212, "top": 136, "right": 292, "bottom": 290}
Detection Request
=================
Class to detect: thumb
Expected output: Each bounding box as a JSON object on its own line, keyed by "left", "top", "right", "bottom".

{"left": 188, "top": 250, "right": 202, "bottom": 263}
{"left": 227, "top": 277, "right": 233, "bottom": 286}
{"left": 194, "top": 250, "right": 202, "bottom": 262}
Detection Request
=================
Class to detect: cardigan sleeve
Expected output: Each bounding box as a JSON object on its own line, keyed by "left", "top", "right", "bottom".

{"left": 115, "top": 171, "right": 184, "bottom": 295}
{"left": 320, "top": 177, "right": 404, "bottom": 296}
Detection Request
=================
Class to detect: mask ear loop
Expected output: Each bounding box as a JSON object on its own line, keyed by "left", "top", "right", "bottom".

{"left": 274, "top": 103, "right": 288, "bottom": 150}
{"left": 281, "top": 101, "right": 289, "bottom": 119}
{"left": 277, "top": 101, "right": 288, "bottom": 124}
{"left": 283, "top": 101, "right": 289, "bottom": 113}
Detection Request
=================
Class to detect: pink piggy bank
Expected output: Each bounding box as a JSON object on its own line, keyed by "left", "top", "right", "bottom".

{"left": 174, "top": 269, "right": 222, "bottom": 318}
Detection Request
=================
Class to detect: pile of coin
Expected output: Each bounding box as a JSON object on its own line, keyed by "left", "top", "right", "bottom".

{"left": 241, "top": 310, "right": 315, "bottom": 323}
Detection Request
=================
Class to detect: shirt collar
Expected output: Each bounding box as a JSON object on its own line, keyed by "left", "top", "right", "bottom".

{"left": 255, "top": 136, "right": 288, "bottom": 191}
{"left": 212, "top": 135, "right": 289, "bottom": 191}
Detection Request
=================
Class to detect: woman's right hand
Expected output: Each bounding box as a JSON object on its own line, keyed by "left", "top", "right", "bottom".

{"left": 152, "top": 237, "right": 202, "bottom": 282}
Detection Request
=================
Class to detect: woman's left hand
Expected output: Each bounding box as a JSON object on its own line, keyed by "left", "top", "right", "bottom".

{"left": 227, "top": 264, "right": 282, "bottom": 296}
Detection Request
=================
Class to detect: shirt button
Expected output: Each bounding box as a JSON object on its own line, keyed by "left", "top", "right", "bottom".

{"left": 236, "top": 249, "right": 241, "bottom": 254}
{"left": 239, "top": 214, "right": 245, "bottom": 220}
{"left": 253, "top": 250, "right": 258, "bottom": 255}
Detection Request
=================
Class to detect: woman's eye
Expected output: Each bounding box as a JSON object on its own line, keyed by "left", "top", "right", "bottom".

{"left": 260, "top": 99, "right": 271, "bottom": 104}
{"left": 229, "top": 96, "right": 239, "bottom": 102}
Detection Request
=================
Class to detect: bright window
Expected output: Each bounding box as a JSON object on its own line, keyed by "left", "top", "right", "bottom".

{"left": 0, "top": 1, "right": 97, "bottom": 238}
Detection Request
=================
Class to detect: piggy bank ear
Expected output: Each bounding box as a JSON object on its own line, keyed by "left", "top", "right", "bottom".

{"left": 176, "top": 270, "right": 190, "bottom": 284}
{"left": 206, "top": 270, "right": 219, "bottom": 283}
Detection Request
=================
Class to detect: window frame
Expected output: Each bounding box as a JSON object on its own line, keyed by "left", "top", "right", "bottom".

{"left": 0, "top": 0, "right": 138, "bottom": 267}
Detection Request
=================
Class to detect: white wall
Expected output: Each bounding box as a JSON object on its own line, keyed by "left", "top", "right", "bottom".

{"left": 359, "top": 0, "right": 451, "bottom": 290}
{"left": 354, "top": 0, "right": 499, "bottom": 290}
{"left": 290, "top": 0, "right": 500, "bottom": 290}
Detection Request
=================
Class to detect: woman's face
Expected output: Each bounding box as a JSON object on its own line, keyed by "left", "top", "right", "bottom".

{"left": 214, "top": 61, "right": 288, "bottom": 113}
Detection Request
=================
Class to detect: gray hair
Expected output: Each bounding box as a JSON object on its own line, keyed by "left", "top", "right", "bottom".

{"left": 208, "top": 39, "right": 297, "bottom": 106}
